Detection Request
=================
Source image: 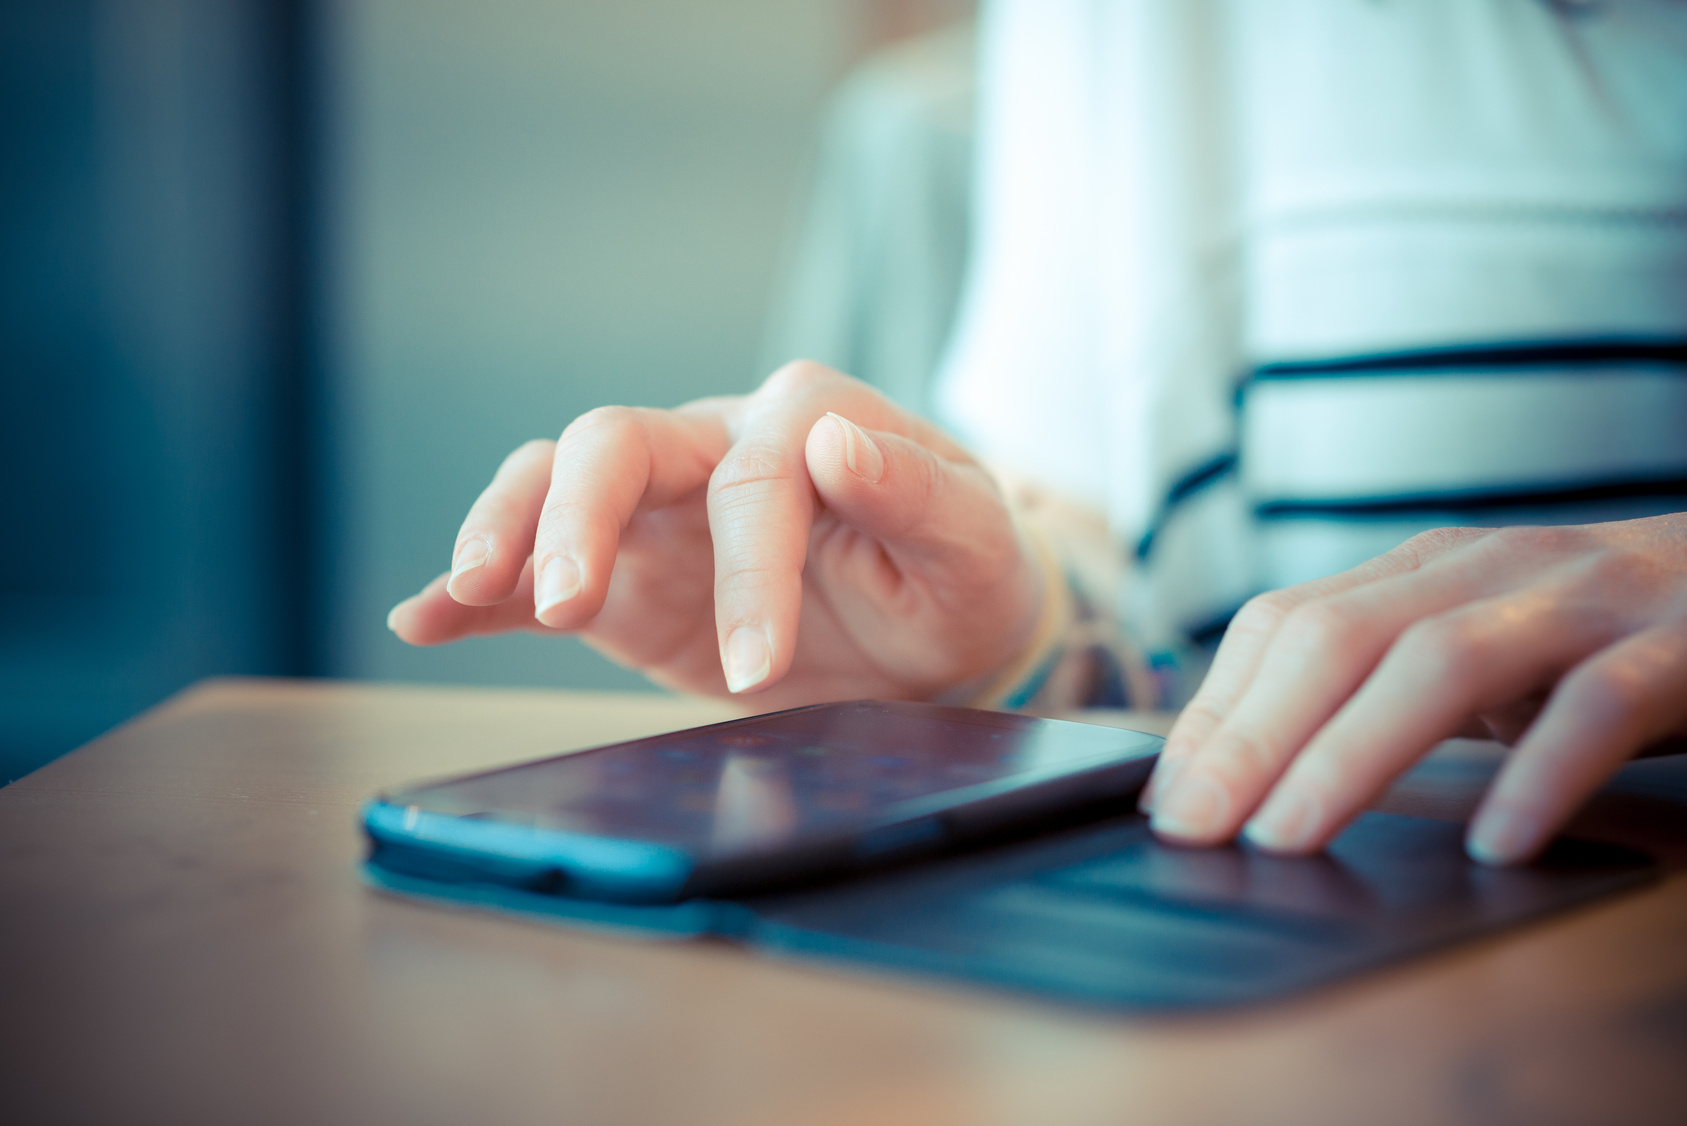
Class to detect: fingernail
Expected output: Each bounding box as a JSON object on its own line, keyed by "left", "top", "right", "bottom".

{"left": 1151, "top": 771, "right": 1229, "bottom": 841}
{"left": 386, "top": 605, "right": 401, "bottom": 632}
{"left": 724, "top": 626, "right": 772, "bottom": 694}
{"left": 1467, "top": 809, "right": 1540, "bottom": 867}
{"left": 827, "top": 412, "right": 885, "bottom": 483}
{"left": 451, "top": 537, "right": 490, "bottom": 578}
{"left": 1139, "top": 756, "right": 1186, "bottom": 814}
{"left": 1244, "top": 789, "right": 1318, "bottom": 853}
{"left": 535, "top": 555, "right": 582, "bottom": 619}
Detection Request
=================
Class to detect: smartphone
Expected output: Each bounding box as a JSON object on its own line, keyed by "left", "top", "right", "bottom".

{"left": 362, "top": 699, "right": 1163, "bottom": 903}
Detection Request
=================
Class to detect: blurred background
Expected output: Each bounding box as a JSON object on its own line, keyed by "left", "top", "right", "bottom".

{"left": 1, "top": 0, "right": 976, "bottom": 783}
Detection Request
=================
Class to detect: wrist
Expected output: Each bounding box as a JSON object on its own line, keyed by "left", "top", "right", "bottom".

{"left": 953, "top": 476, "right": 1160, "bottom": 713}
{"left": 958, "top": 520, "right": 1074, "bottom": 710}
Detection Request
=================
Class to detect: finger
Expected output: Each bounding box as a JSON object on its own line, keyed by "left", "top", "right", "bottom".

{"left": 1142, "top": 526, "right": 1494, "bottom": 812}
{"left": 706, "top": 387, "right": 823, "bottom": 695}
{"left": 446, "top": 439, "right": 556, "bottom": 606}
{"left": 390, "top": 558, "right": 567, "bottom": 644}
{"left": 1150, "top": 550, "right": 1511, "bottom": 844}
{"left": 803, "top": 413, "right": 1045, "bottom": 684}
{"left": 1142, "top": 592, "right": 1299, "bottom": 812}
{"left": 704, "top": 364, "right": 935, "bottom": 695}
{"left": 1237, "top": 584, "right": 1628, "bottom": 855}
{"left": 531, "top": 405, "right": 731, "bottom": 630}
{"left": 1466, "top": 621, "right": 1687, "bottom": 865}
{"left": 805, "top": 413, "right": 1024, "bottom": 592}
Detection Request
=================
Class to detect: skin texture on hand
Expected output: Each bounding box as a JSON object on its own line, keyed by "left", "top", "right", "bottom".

{"left": 1141, "top": 514, "right": 1687, "bottom": 866}
{"left": 387, "top": 362, "right": 1047, "bottom": 712}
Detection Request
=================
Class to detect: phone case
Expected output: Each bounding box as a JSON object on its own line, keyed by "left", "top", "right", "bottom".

{"left": 362, "top": 808, "right": 1655, "bottom": 1012}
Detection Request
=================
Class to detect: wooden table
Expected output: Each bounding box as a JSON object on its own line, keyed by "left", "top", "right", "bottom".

{"left": 3, "top": 679, "right": 1685, "bottom": 1126}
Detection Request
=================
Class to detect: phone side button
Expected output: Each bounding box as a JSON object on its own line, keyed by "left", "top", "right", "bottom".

{"left": 855, "top": 816, "right": 946, "bottom": 862}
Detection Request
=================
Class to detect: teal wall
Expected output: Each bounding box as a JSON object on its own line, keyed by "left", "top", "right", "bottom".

{"left": 323, "top": 0, "right": 857, "bottom": 691}
{"left": 0, "top": 0, "right": 870, "bottom": 782}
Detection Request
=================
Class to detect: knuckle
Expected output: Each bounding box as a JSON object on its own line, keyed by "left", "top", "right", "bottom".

{"left": 758, "top": 358, "right": 843, "bottom": 398}
{"left": 1403, "top": 525, "right": 1483, "bottom": 554}
{"left": 1578, "top": 547, "right": 1653, "bottom": 593}
{"left": 709, "top": 445, "right": 797, "bottom": 500}
{"left": 487, "top": 438, "right": 556, "bottom": 487}
{"left": 1279, "top": 599, "right": 1364, "bottom": 656}
{"left": 503, "top": 437, "right": 554, "bottom": 465}
{"left": 560, "top": 404, "right": 643, "bottom": 445}
{"left": 1213, "top": 724, "right": 1280, "bottom": 780}
{"left": 535, "top": 492, "right": 578, "bottom": 533}
{"left": 1486, "top": 523, "right": 1578, "bottom": 558}
{"left": 713, "top": 543, "right": 781, "bottom": 577}
{"left": 1485, "top": 524, "right": 1538, "bottom": 554}
{"left": 1229, "top": 590, "right": 1297, "bottom": 640}
{"left": 1394, "top": 614, "right": 1481, "bottom": 683}
{"left": 1177, "top": 697, "right": 1231, "bottom": 736}
{"left": 1386, "top": 526, "right": 1488, "bottom": 570}
{"left": 1563, "top": 657, "right": 1649, "bottom": 720}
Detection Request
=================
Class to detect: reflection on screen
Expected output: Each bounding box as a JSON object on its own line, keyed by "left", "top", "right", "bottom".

{"left": 390, "top": 702, "right": 1153, "bottom": 857}
{"left": 709, "top": 754, "right": 797, "bottom": 853}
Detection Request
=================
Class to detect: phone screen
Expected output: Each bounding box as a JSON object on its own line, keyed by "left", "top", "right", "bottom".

{"left": 383, "top": 701, "right": 1159, "bottom": 860}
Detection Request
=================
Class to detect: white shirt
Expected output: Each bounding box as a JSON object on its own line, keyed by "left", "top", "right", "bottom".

{"left": 934, "top": 0, "right": 1687, "bottom": 670}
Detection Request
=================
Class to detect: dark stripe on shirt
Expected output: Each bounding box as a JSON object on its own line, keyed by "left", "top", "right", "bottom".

{"left": 1246, "top": 337, "right": 1687, "bottom": 384}
{"left": 1168, "top": 478, "right": 1687, "bottom": 646}
{"left": 1137, "top": 336, "right": 1687, "bottom": 563}
{"left": 1134, "top": 452, "right": 1237, "bottom": 560}
{"left": 1254, "top": 474, "right": 1687, "bottom": 521}
{"left": 1185, "top": 603, "right": 1244, "bottom": 648}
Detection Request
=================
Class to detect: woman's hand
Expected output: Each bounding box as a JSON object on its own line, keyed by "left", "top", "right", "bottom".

{"left": 1142, "top": 514, "right": 1687, "bottom": 865}
{"left": 386, "top": 362, "right": 1047, "bottom": 710}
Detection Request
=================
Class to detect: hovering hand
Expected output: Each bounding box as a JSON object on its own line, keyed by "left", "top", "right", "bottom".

{"left": 1143, "top": 514, "right": 1687, "bottom": 865}
{"left": 387, "top": 362, "right": 1048, "bottom": 711}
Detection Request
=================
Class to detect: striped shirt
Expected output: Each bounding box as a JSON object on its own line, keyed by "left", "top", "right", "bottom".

{"left": 933, "top": 0, "right": 1687, "bottom": 701}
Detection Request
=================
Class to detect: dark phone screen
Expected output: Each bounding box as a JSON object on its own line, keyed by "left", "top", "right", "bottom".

{"left": 385, "top": 702, "right": 1159, "bottom": 859}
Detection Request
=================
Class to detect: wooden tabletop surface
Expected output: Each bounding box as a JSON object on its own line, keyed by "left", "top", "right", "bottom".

{"left": 2, "top": 678, "right": 1685, "bottom": 1126}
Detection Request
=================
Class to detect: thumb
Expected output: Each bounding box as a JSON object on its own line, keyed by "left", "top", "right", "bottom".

{"left": 805, "top": 412, "right": 1028, "bottom": 590}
